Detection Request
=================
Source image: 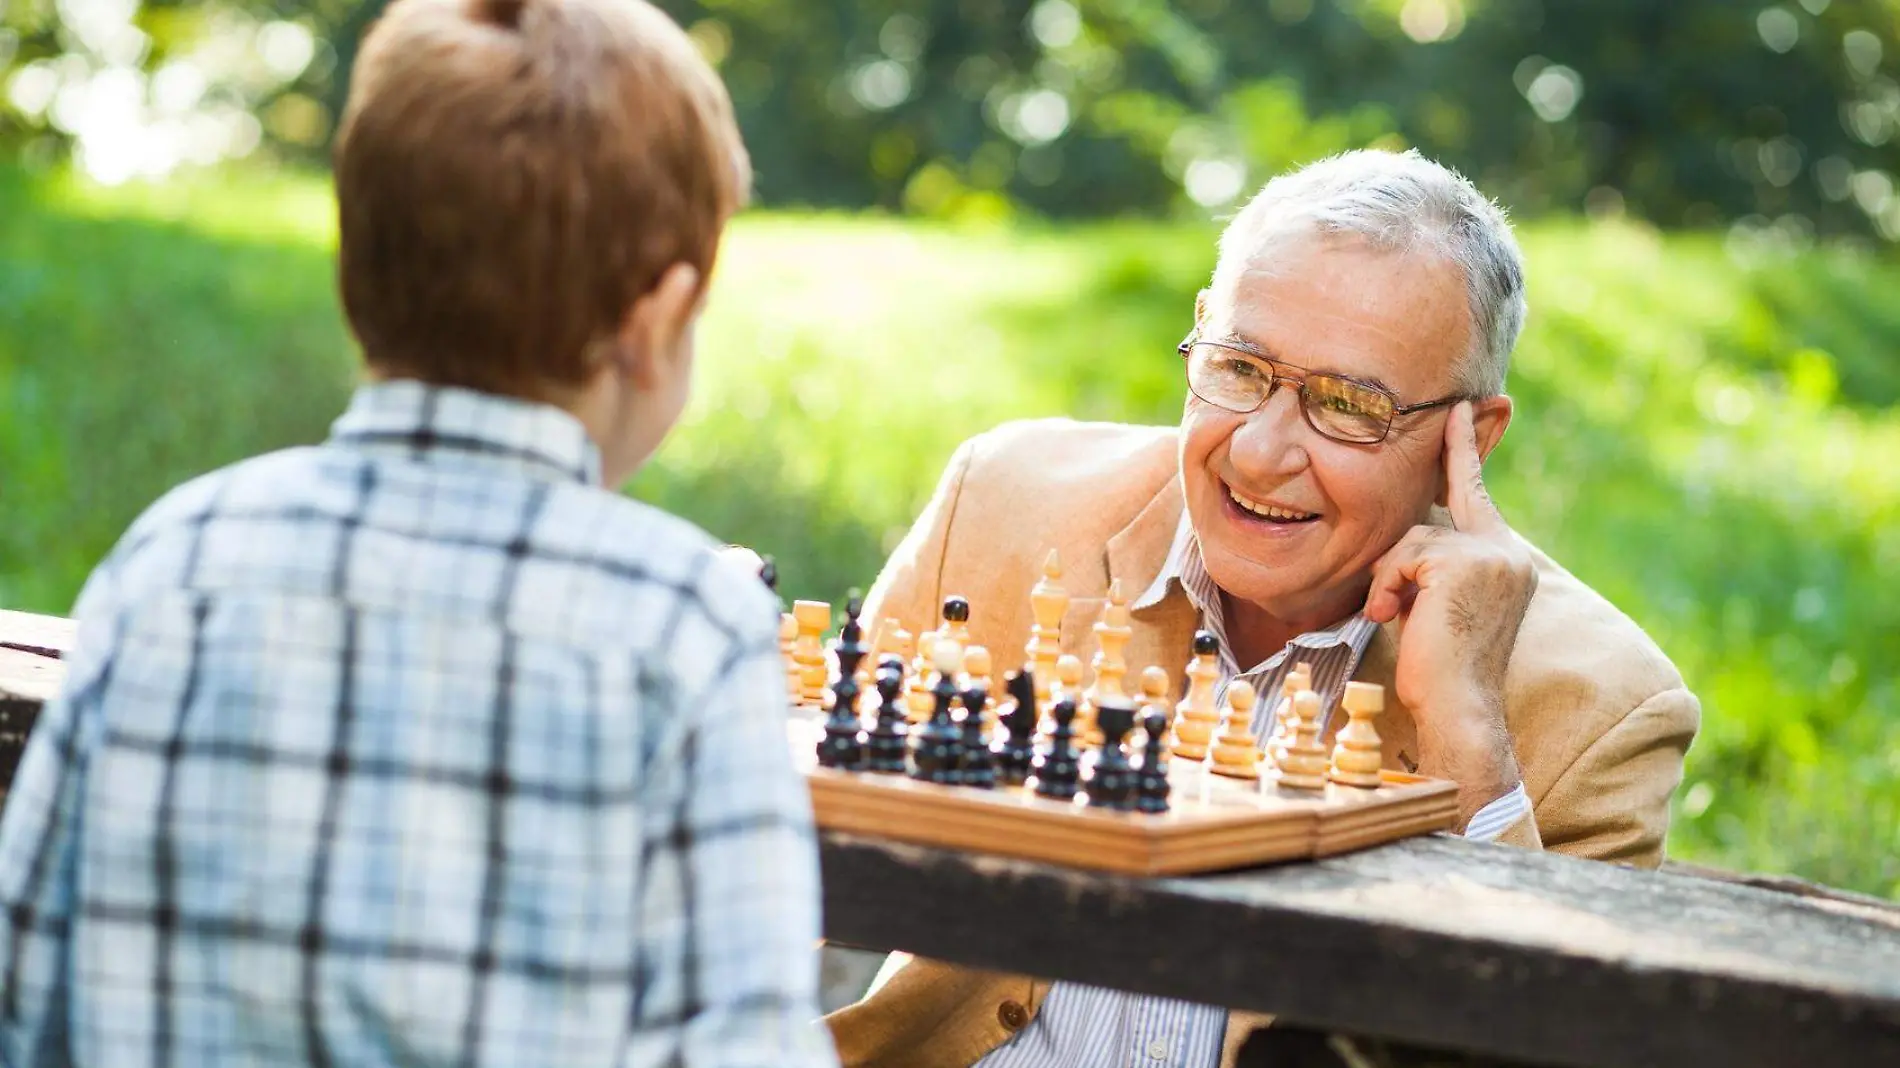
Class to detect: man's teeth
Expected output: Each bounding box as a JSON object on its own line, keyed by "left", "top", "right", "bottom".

{"left": 1228, "top": 487, "right": 1314, "bottom": 521}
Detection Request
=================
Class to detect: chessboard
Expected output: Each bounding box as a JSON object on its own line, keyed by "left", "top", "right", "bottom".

{"left": 773, "top": 552, "right": 1461, "bottom": 877}
{"left": 792, "top": 715, "right": 1457, "bottom": 876}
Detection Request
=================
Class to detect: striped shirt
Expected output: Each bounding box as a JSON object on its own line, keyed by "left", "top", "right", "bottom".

{"left": 0, "top": 381, "right": 838, "bottom": 1068}
{"left": 976, "top": 516, "right": 1529, "bottom": 1068}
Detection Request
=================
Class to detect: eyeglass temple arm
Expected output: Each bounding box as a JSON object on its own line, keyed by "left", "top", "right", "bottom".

{"left": 1391, "top": 395, "right": 1468, "bottom": 415}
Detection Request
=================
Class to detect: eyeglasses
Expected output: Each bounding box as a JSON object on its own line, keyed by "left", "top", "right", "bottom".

{"left": 1178, "top": 332, "right": 1468, "bottom": 445}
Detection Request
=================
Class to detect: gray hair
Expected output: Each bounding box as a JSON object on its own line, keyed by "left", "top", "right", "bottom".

{"left": 1212, "top": 149, "right": 1527, "bottom": 397}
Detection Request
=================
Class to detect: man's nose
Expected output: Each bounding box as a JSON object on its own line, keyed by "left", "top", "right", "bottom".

{"left": 1228, "top": 384, "right": 1310, "bottom": 477}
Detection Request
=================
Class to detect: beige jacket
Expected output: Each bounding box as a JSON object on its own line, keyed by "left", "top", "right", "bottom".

{"left": 824, "top": 419, "right": 1699, "bottom": 1068}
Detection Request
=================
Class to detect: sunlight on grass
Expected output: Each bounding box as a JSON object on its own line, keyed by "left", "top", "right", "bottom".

{"left": 4, "top": 167, "right": 1897, "bottom": 897}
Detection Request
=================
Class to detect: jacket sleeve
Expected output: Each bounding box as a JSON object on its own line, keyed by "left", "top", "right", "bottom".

{"left": 860, "top": 440, "right": 977, "bottom": 644}
{"left": 1493, "top": 686, "right": 1701, "bottom": 868}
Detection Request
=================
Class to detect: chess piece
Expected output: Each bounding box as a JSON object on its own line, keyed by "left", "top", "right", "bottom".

{"left": 817, "top": 596, "right": 869, "bottom": 769}
{"left": 1267, "top": 666, "right": 1311, "bottom": 769}
{"left": 778, "top": 611, "right": 800, "bottom": 704}
{"left": 993, "top": 668, "right": 1038, "bottom": 786}
{"left": 1082, "top": 579, "right": 1131, "bottom": 747}
{"left": 1135, "top": 707, "right": 1171, "bottom": 814}
{"left": 1170, "top": 631, "right": 1221, "bottom": 761}
{"left": 865, "top": 663, "right": 909, "bottom": 773}
{"left": 866, "top": 618, "right": 913, "bottom": 691}
{"left": 940, "top": 595, "right": 973, "bottom": 651}
{"left": 1278, "top": 689, "right": 1330, "bottom": 791}
{"left": 907, "top": 629, "right": 939, "bottom": 724}
{"left": 1208, "top": 679, "right": 1262, "bottom": 780}
{"left": 1136, "top": 666, "right": 1171, "bottom": 749}
{"left": 1052, "top": 654, "right": 1089, "bottom": 744}
{"left": 962, "top": 645, "right": 995, "bottom": 726}
{"left": 1030, "top": 696, "right": 1081, "bottom": 801}
{"left": 1329, "top": 681, "right": 1386, "bottom": 789}
{"left": 1025, "top": 550, "right": 1067, "bottom": 710}
{"left": 908, "top": 637, "right": 966, "bottom": 785}
{"left": 958, "top": 680, "right": 995, "bottom": 789}
{"left": 1082, "top": 697, "right": 1138, "bottom": 810}
{"left": 792, "top": 600, "right": 831, "bottom": 709}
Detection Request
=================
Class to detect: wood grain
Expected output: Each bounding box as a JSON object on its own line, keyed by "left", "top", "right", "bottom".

{"left": 821, "top": 831, "right": 1900, "bottom": 1068}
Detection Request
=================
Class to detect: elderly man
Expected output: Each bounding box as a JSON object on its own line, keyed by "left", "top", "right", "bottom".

{"left": 822, "top": 149, "right": 1699, "bottom": 1068}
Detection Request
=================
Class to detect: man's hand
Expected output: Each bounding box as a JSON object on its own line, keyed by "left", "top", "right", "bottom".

{"left": 1363, "top": 401, "right": 1536, "bottom": 826}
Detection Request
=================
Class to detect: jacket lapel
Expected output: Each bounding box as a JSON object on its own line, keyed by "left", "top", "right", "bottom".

{"left": 1105, "top": 474, "right": 1199, "bottom": 677}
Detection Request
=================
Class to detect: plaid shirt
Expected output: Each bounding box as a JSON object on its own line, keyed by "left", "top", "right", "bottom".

{"left": 0, "top": 382, "right": 836, "bottom": 1068}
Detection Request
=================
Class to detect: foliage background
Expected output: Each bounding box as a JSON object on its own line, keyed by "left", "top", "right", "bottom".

{"left": 3, "top": 0, "right": 1899, "bottom": 899}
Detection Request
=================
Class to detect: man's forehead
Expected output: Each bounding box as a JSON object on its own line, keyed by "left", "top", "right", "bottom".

{"left": 1202, "top": 243, "right": 1470, "bottom": 393}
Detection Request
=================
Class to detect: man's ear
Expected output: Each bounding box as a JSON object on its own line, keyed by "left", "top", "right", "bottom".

{"left": 1471, "top": 394, "right": 1513, "bottom": 463}
{"left": 1194, "top": 287, "right": 1211, "bottom": 327}
{"left": 1433, "top": 395, "right": 1512, "bottom": 510}
{"left": 610, "top": 262, "right": 702, "bottom": 388}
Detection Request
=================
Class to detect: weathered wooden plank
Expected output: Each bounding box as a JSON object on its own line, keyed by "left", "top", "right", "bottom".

{"left": 0, "top": 646, "right": 63, "bottom": 704}
{"left": 0, "top": 610, "right": 75, "bottom": 660}
{"left": 820, "top": 831, "right": 1900, "bottom": 1068}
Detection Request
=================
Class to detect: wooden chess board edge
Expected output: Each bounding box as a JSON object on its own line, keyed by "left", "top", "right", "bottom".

{"left": 805, "top": 762, "right": 1464, "bottom": 876}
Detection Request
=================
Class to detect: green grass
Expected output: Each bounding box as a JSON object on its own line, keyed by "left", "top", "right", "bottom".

{"left": 3, "top": 165, "right": 1896, "bottom": 898}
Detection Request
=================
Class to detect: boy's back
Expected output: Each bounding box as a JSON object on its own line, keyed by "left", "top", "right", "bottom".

{"left": 0, "top": 381, "right": 832, "bottom": 1066}
{"left": 0, "top": 0, "right": 837, "bottom": 1062}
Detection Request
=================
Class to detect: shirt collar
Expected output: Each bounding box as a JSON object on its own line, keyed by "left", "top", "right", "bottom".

{"left": 328, "top": 380, "right": 603, "bottom": 486}
{"left": 1132, "top": 511, "right": 1379, "bottom": 677}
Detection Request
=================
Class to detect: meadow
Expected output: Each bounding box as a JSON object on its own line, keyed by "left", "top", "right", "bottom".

{"left": 2, "top": 165, "right": 1896, "bottom": 897}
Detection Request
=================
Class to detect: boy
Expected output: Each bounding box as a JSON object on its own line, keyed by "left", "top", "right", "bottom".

{"left": 0, "top": 0, "right": 837, "bottom": 1065}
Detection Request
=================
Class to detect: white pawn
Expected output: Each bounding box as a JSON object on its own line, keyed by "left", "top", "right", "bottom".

{"left": 1208, "top": 679, "right": 1261, "bottom": 781}
{"left": 1329, "top": 681, "right": 1386, "bottom": 789}
{"left": 1278, "top": 689, "right": 1330, "bottom": 791}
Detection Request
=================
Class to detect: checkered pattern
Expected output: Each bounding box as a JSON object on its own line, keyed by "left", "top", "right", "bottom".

{"left": 979, "top": 515, "right": 1529, "bottom": 1068}
{"left": 0, "top": 382, "right": 836, "bottom": 1068}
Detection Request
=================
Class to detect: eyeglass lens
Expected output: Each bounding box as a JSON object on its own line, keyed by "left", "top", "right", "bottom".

{"left": 1184, "top": 344, "right": 1394, "bottom": 444}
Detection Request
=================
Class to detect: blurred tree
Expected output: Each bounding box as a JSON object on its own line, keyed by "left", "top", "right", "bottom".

{"left": 4, "top": 0, "right": 1900, "bottom": 244}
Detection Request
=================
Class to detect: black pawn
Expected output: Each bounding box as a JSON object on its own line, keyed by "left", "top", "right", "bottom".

{"left": 941, "top": 595, "right": 970, "bottom": 629}
{"left": 992, "top": 669, "right": 1038, "bottom": 786}
{"left": 865, "top": 665, "right": 909, "bottom": 773}
{"left": 1135, "top": 708, "right": 1171, "bottom": 814}
{"left": 1084, "top": 698, "right": 1139, "bottom": 811}
{"left": 959, "top": 684, "right": 995, "bottom": 789}
{"left": 1031, "top": 696, "right": 1081, "bottom": 801}
{"left": 817, "top": 595, "right": 867, "bottom": 770}
{"left": 908, "top": 664, "right": 964, "bottom": 785}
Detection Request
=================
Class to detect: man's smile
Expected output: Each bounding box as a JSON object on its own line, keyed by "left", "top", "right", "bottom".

{"left": 1222, "top": 481, "right": 1321, "bottom": 524}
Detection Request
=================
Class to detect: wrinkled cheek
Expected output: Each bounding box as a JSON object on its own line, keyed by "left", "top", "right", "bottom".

{"left": 1179, "top": 400, "right": 1237, "bottom": 473}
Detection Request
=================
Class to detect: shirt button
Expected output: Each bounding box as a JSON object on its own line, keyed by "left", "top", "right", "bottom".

{"left": 1147, "top": 1039, "right": 1170, "bottom": 1059}
{"left": 997, "top": 1001, "right": 1029, "bottom": 1032}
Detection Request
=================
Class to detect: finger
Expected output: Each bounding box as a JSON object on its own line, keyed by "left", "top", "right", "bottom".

{"left": 1444, "top": 401, "right": 1504, "bottom": 535}
{"left": 1363, "top": 527, "right": 1437, "bottom": 623}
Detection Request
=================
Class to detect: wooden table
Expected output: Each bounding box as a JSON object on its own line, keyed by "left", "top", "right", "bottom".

{"left": 4, "top": 610, "right": 1898, "bottom": 1067}
{"left": 823, "top": 831, "right": 1900, "bottom": 1067}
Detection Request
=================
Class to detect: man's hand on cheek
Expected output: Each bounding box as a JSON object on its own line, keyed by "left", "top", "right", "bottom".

{"left": 1362, "top": 400, "right": 1536, "bottom": 826}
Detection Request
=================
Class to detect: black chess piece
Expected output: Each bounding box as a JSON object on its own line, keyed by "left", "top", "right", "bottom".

{"left": 941, "top": 595, "right": 970, "bottom": 630}
{"left": 908, "top": 661, "right": 963, "bottom": 785}
{"left": 958, "top": 683, "right": 995, "bottom": 789}
{"left": 1083, "top": 697, "right": 1139, "bottom": 810}
{"left": 865, "top": 665, "right": 909, "bottom": 773}
{"left": 1135, "top": 708, "right": 1171, "bottom": 814}
{"left": 817, "top": 594, "right": 867, "bottom": 770}
{"left": 992, "top": 669, "right": 1038, "bottom": 786}
{"left": 1031, "top": 696, "right": 1081, "bottom": 800}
